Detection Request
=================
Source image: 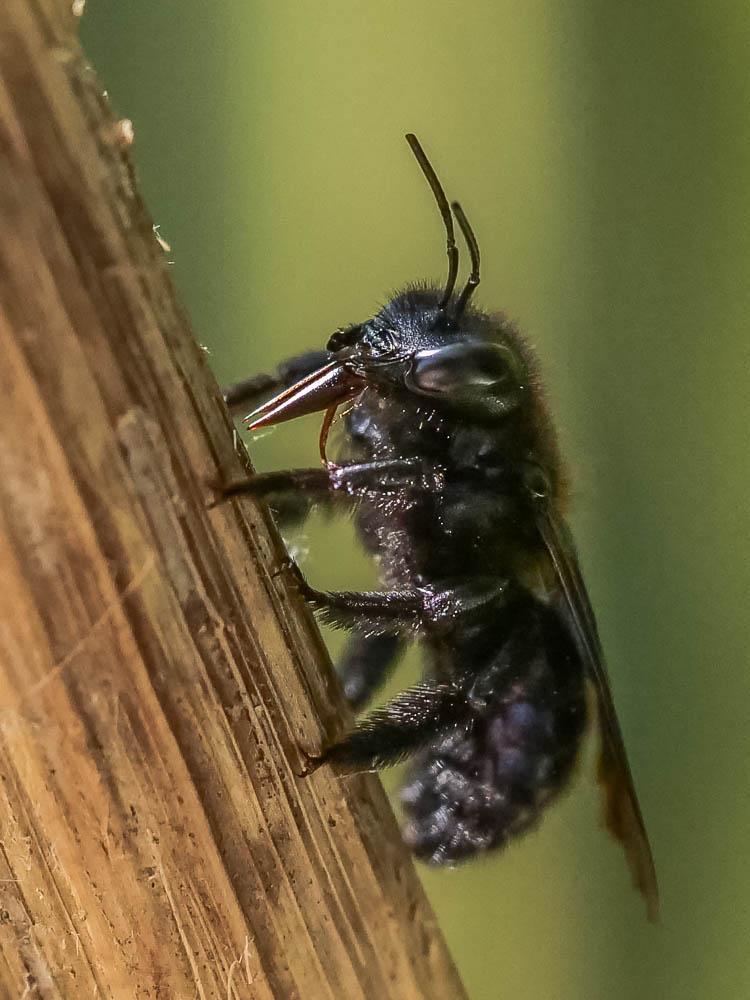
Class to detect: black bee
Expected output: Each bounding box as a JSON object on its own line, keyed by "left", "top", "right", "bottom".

{"left": 218, "top": 134, "right": 658, "bottom": 919}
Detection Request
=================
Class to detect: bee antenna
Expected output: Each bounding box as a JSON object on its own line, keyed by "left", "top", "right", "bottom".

{"left": 405, "top": 133, "right": 459, "bottom": 313}
{"left": 451, "top": 200, "right": 480, "bottom": 317}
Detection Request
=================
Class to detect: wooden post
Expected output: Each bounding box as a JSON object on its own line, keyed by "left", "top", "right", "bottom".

{"left": 0, "top": 3, "right": 467, "bottom": 996}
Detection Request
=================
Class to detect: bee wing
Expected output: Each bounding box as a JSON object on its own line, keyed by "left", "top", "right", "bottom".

{"left": 536, "top": 507, "right": 659, "bottom": 921}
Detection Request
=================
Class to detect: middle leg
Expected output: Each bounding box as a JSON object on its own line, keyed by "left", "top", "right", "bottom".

{"left": 298, "top": 574, "right": 509, "bottom": 636}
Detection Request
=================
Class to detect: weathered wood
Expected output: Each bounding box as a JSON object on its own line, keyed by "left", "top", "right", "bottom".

{"left": 0, "top": 2, "right": 467, "bottom": 997}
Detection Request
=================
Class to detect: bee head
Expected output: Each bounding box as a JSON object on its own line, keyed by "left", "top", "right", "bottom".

{"left": 325, "top": 289, "right": 529, "bottom": 422}
{"left": 244, "top": 134, "right": 527, "bottom": 432}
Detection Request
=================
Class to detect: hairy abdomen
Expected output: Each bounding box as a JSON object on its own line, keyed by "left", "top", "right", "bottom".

{"left": 401, "top": 595, "right": 587, "bottom": 863}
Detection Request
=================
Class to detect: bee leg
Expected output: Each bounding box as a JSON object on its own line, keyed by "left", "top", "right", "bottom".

{"left": 209, "top": 468, "right": 332, "bottom": 507}
{"left": 328, "top": 460, "right": 446, "bottom": 497}
{"left": 206, "top": 467, "right": 334, "bottom": 529}
{"left": 299, "top": 577, "right": 509, "bottom": 635}
{"left": 300, "top": 586, "right": 425, "bottom": 634}
{"left": 320, "top": 677, "right": 471, "bottom": 774}
{"left": 337, "top": 633, "right": 404, "bottom": 710}
{"left": 222, "top": 349, "right": 332, "bottom": 416}
{"left": 210, "top": 459, "right": 441, "bottom": 507}
{"left": 208, "top": 459, "right": 446, "bottom": 533}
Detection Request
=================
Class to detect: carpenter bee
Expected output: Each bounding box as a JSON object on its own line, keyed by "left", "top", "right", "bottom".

{"left": 218, "top": 134, "right": 658, "bottom": 919}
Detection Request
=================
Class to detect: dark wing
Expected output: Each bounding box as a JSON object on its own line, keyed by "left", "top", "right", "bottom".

{"left": 536, "top": 506, "right": 659, "bottom": 922}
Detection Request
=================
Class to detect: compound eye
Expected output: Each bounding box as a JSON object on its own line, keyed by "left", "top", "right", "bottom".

{"left": 327, "top": 324, "right": 362, "bottom": 353}
{"left": 406, "top": 341, "right": 514, "bottom": 396}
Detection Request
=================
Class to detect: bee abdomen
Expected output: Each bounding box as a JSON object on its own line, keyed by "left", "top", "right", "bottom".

{"left": 400, "top": 609, "right": 587, "bottom": 864}
{"left": 401, "top": 704, "right": 583, "bottom": 863}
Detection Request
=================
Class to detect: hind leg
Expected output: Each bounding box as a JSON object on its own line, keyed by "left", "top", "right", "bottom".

{"left": 320, "top": 675, "right": 474, "bottom": 773}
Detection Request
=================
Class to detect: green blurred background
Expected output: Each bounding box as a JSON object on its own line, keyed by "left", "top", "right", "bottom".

{"left": 82, "top": 3, "right": 750, "bottom": 998}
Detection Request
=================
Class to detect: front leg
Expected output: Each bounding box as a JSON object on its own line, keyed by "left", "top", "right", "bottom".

{"left": 210, "top": 458, "right": 446, "bottom": 508}
{"left": 207, "top": 467, "right": 333, "bottom": 528}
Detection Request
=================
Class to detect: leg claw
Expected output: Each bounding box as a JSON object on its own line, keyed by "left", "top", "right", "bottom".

{"left": 297, "top": 750, "right": 325, "bottom": 778}
{"left": 206, "top": 474, "right": 260, "bottom": 509}
{"left": 272, "top": 557, "right": 310, "bottom": 596}
{"left": 205, "top": 475, "right": 229, "bottom": 510}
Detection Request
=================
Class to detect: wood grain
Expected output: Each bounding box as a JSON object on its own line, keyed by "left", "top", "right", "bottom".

{"left": 0, "top": 2, "right": 467, "bottom": 997}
